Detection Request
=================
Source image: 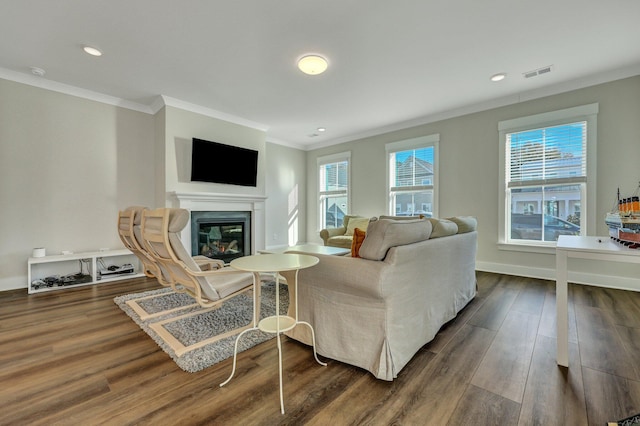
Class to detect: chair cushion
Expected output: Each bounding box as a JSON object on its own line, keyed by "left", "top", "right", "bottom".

{"left": 124, "top": 205, "right": 148, "bottom": 226}
{"left": 168, "top": 208, "right": 190, "bottom": 232}
{"left": 342, "top": 215, "right": 361, "bottom": 228}
{"left": 327, "top": 235, "right": 354, "bottom": 249}
{"left": 345, "top": 217, "right": 370, "bottom": 236}
{"left": 359, "top": 217, "right": 432, "bottom": 261}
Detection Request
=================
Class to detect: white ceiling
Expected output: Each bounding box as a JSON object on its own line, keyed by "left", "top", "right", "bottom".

{"left": 1, "top": 0, "right": 640, "bottom": 150}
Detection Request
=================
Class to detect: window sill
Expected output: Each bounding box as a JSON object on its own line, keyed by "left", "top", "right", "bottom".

{"left": 497, "top": 242, "right": 556, "bottom": 255}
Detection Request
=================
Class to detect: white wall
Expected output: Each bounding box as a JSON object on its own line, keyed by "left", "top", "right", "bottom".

{"left": 0, "top": 79, "right": 156, "bottom": 291}
{"left": 0, "top": 81, "right": 309, "bottom": 292}
{"left": 161, "top": 105, "right": 267, "bottom": 199}
{"left": 156, "top": 106, "right": 310, "bottom": 253}
{"left": 306, "top": 75, "right": 640, "bottom": 290}
{"left": 265, "top": 142, "right": 307, "bottom": 249}
{"left": 4, "top": 73, "right": 638, "bottom": 292}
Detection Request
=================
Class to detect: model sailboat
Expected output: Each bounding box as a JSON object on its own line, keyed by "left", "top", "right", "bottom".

{"left": 605, "top": 182, "right": 640, "bottom": 248}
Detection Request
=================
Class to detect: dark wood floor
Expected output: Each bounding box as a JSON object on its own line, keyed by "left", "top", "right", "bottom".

{"left": 1, "top": 271, "right": 639, "bottom": 425}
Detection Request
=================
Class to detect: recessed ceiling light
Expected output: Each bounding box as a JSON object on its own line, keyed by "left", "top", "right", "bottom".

{"left": 317, "top": 127, "right": 326, "bottom": 132}
{"left": 83, "top": 46, "right": 102, "bottom": 57}
{"left": 490, "top": 73, "right": 507, "bottom": 82}
{"left": 298, "top": 55, "right": 328, "bottom": 75}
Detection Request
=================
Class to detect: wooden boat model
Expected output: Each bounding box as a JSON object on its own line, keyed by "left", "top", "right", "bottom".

{"left": 605, "top": 183, "right": 640, "bottom": 248}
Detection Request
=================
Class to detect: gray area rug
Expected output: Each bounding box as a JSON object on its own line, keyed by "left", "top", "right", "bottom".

{"left": 114, "top": 281, "right": 288, "bottom": 373}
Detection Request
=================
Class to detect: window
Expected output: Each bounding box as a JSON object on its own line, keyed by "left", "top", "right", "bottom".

{"left": 318, "top": 152, "right": 350, "bottom": 229}
{"left": 499, "top": 104, "right": 598, "bottom": 247}
{"left": 386, "top": 134, "right": 439, "bottom": 218}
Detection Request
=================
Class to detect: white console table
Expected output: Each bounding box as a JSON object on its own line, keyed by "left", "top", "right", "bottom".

{"left": 555, "top": 235, "right": 640, "bottom": 366}
{"left": 28, "top": 249, "right": 143, "bottom": 294}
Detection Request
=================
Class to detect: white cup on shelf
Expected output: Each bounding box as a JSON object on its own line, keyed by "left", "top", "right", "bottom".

{"left": 32, "top": 247, "right": 46, "bottom": 258}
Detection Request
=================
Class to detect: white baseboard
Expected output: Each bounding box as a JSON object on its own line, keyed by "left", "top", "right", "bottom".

{"left": 476, "top": 261, "right": 640, "bottom": 292}
{"left": 5, "top": 259, "right": 638, "bottom": 293}
{"left": 263, "top": 243, "right": 290, "bottom": 252}
{"left": 0, "top": 277, "right": 27, "bottom": 292}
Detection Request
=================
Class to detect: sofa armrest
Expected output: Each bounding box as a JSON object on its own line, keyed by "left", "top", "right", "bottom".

{"left": 319, "top": 226, "right": 347, "bottom": 245}
{"left": 292, "top": 252, "right": 388, "bottom": 299}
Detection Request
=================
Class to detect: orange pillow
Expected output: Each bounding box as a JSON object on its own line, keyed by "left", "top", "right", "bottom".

{"left": 351, "top": 227, "right": 366, "bottom": 258}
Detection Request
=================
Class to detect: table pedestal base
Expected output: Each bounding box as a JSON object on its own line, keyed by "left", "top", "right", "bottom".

{"left": 219, "top": 318, "right": 326, "bottom": 414}
{"left": 219, "top": 257, "right": 326, "bottom": 415}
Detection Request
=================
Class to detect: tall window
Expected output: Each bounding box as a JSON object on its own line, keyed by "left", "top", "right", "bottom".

{"left": 318, "top": 152, "right": 350, "bottom": 229}
{"left": 499, "top": 104, "right": 598, "bottom": 246}
{"left": 386, "top": 134, "right": 439, "bottom": 218}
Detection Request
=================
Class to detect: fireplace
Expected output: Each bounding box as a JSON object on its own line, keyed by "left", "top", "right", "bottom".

{"left": 191, "top": 211, "right": 251, "bottom": 264}
{"left": 169, "top": 192, "right": 267, "bottom": 260}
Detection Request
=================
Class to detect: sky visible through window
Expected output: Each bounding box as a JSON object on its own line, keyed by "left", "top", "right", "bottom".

{"left": 395, "top": 147, "right": 434, "bottom": 163}
{"left": 509, "top": 122, "right": 585, "bottom": 157}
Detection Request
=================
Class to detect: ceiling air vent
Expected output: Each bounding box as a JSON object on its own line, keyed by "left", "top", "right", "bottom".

{"left": 523, "top": 65, "right": 553, "bottom": 79}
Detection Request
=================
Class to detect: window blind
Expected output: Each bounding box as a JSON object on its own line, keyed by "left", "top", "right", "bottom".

{"left": 507, "top": 121, "right": 587, "bottom": 188}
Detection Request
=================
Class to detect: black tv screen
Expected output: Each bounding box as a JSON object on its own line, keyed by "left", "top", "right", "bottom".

{"left": 190, "top": 138, "right": 258, "bottom": 187}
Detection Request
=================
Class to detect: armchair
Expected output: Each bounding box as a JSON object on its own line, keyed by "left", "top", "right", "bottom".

{"left": 118, "top": 206, "right": 222, "bottom": 286}
{"left": 118, "top": 206, "right": 163, "bottom": 280}
{"left": 319, "top": 215, "right": 369, "bottom": 248}
{"left": 118, "top": 206, "right": 225, "bottom": 321}
{"left": 140, "top": 208, "right": 260, "bottom": 356}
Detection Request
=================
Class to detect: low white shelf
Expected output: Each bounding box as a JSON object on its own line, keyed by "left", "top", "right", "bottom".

{"left": 27, "top": 249, "right": 143, "bottom": 294}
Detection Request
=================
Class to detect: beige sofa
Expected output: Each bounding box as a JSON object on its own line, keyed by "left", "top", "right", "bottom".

{"left": 287, "top": 216, "right": 477, "bottom": 381}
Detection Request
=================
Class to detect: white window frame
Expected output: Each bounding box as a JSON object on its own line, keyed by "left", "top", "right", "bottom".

{"left": 386, "top": 134, "right": 439, "bottom": 218}
{"left": 317, "top": 151, "right": 351, "bottom": 230}
{"left": 498, "top": 103, "right": 598, "bottom": 253}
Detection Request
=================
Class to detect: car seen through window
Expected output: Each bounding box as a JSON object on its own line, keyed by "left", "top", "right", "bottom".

{"left": 511, "top": 213, "right": 580, "bottom": 242}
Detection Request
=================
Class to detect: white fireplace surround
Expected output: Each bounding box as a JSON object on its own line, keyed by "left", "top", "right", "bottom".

{"left": 168, "top": 192, "right": 266, "bottom": 257}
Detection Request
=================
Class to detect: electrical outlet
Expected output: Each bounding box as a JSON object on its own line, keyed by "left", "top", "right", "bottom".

{"left": 273, "top": 232, "right": 278, "bottom": 241}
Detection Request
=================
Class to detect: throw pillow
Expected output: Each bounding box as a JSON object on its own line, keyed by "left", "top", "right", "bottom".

{"left": 345, "top": 217, "right": 370, "bottom": 236}
{"left": 428, "top": 218, "right": 458, "bottom": 238}
{"left": 359, "top": 218, "right": 432, "bottom": 261}
{"left": 446, "top": 216, "right": 478, "bottom": 233}
{"left": 351, "top": 227, "right": 366, "bottom": 258}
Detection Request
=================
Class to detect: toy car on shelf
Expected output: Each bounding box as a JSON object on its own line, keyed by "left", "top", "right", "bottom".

{"left": 98, "top": 263, "right": 135, "bottom": 278}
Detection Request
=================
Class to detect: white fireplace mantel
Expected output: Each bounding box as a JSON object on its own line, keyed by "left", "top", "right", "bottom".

{"left": 168, "top": 191, "right": 267, "bottom": 255}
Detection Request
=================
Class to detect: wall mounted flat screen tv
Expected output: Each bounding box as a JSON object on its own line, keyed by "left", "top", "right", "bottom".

{"left": 190, "top": 138, "right": 258, "bottom": 187}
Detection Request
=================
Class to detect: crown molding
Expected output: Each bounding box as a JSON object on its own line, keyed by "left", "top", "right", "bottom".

{"left": 265, "top": 136, "right": 307, "bottom": 150}
{"left": 4, "top": 62, "right": 639, "bottom": 152}
{"left": 149, "top": 95, "right": 166, "bottom": 114}
{"left": 0, "top": 67, "right": 154, "bottom": 114}
{"left": 308, "top": 63, "right": 640, "bottom": 151}
{"left": 0, "top": 67, "right": 270, "bottom": 134}
{"left": 160, "top": 95, "right": 268, "bottom": 132}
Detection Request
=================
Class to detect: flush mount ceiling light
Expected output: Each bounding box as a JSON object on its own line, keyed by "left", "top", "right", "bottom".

{"left": 297, "top": 55, "right": 328, "bottom": 75}
{"left": 490, "top": 73, "right": 507, "bottom": 82}
{"left": 83, "top": 46, "right": 102, "bottom": 56}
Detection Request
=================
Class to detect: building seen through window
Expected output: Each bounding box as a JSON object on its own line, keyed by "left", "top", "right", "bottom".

{"left": 505, "top": 120, "right": 589, "bottom": 242}
{"left": 388, "top": 139, "right": 437, "bottom": 217}
{"left": 318, "top": 153, "right": 350, "bottom": 229}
